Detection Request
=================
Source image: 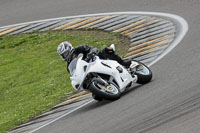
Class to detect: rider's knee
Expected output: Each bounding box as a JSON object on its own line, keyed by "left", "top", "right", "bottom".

{"left": 105, "top": 47, "right": 114, "bottom": 54}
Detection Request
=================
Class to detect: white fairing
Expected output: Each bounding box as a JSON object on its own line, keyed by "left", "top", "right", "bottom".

{"left": 69, "top": 54, "right": 137, "bottom": 92}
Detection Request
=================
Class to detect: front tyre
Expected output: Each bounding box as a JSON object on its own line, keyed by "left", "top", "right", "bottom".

{"left": 92, "top": 94, "right": 103, "bottom": 101}
{"left": 89, "top": 81, "right": 121, "bottom": 101}
{"left": 135, "top": 62, "right": 152, "bottom": 84}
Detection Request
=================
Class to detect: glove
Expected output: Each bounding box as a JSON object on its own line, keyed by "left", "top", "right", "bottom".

{"left": 87, "top": 48, "right": 98, "bottom": 59}
{"left": 87, "top": 51, "right": 96, "bottom": 59}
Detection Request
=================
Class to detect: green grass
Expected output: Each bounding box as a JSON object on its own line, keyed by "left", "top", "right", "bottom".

{"left": 0, "top": 30, "right": 130, "bottom": 133}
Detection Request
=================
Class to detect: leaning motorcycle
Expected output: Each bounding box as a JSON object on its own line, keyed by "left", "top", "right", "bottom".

{"left": 68, "top": 53, "right": 152, "bottom": 101}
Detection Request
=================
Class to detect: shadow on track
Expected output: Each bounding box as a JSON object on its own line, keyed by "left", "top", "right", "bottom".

{"left": 69, "top": 79, "right": 155, "bottom": 118}
{"left": 76, "top": 81, "right": 154, "bottom": 114}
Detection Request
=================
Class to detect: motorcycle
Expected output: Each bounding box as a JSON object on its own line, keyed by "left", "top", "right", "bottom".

{"left": 68, "top": 51, "right": 152, "bottom": 101}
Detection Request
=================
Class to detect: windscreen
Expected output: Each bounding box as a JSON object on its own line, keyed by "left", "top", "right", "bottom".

{"left": 68, "top": 54, "right": 83, "bottom": 76}
{"left": 68, "top": 58, "right": 78, "bottom": 76}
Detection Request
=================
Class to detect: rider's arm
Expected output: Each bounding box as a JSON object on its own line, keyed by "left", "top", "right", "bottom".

{"left": 75, "top": 45, "right": 98, "bottom": 55}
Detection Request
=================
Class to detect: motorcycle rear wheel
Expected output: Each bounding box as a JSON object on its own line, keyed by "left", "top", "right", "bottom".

{"left": 135, "top": 62, "right": 152, "bottom": 84}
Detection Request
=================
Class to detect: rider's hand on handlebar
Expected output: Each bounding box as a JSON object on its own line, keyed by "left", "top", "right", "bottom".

{"left": 87, "top": 51, "right": 96, "bottom": 59}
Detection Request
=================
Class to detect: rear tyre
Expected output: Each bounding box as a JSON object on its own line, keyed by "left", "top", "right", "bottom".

{"left": 89, "top": 81, "right": 121, "bottom": 101}
{"left": 135, "top": 62, "right": 152, "bottom": 84}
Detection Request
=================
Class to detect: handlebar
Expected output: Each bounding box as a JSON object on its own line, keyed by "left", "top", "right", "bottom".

{"left": 85, "top": 53, "right": 97, "bottom": 62}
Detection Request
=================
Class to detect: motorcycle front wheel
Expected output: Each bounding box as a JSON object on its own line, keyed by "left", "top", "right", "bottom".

{"left": 89, "top": 80, "right": 121, "bottom": 101}
{"left": 135, "top": 62, "right": 152, "bottom": 84}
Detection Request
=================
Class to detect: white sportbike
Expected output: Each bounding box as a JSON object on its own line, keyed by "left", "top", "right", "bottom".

{"left": 68, "top": 52, "right": 152, "bottom": 101}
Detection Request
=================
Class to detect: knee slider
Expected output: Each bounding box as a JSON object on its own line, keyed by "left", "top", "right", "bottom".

{"left": 105, "top": 47, "right": 114, "bottom": 54}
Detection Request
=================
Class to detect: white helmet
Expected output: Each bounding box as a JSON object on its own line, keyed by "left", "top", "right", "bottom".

{"left": 57, "top": 41, "right": 74, "bottom": 61}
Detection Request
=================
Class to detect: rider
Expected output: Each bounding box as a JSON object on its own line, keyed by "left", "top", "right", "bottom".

{"left": 57, "top": 41, "right": 132, "bottom": 71}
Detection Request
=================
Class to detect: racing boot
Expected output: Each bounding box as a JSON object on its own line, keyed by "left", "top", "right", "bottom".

{"left": 128, "top": 61, "right": 140, "bottom": 77}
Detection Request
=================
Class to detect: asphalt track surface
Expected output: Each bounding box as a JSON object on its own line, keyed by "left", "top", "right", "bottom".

{"left": 1, "top": 0, "right": 200, "bottom": 133}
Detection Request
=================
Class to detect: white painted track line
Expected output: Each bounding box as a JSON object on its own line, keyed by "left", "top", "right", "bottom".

{"left": 29, "top": 99, "right": 94, "bottom": 133}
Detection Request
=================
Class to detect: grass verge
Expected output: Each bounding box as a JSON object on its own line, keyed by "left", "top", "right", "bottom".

{"left": 0, "top": 30, "right": 130, "bottom": 133}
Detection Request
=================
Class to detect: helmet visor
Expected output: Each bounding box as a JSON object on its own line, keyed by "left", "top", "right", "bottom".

{"left": 61, "top": 51, "right": 70, "bottom": 60}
